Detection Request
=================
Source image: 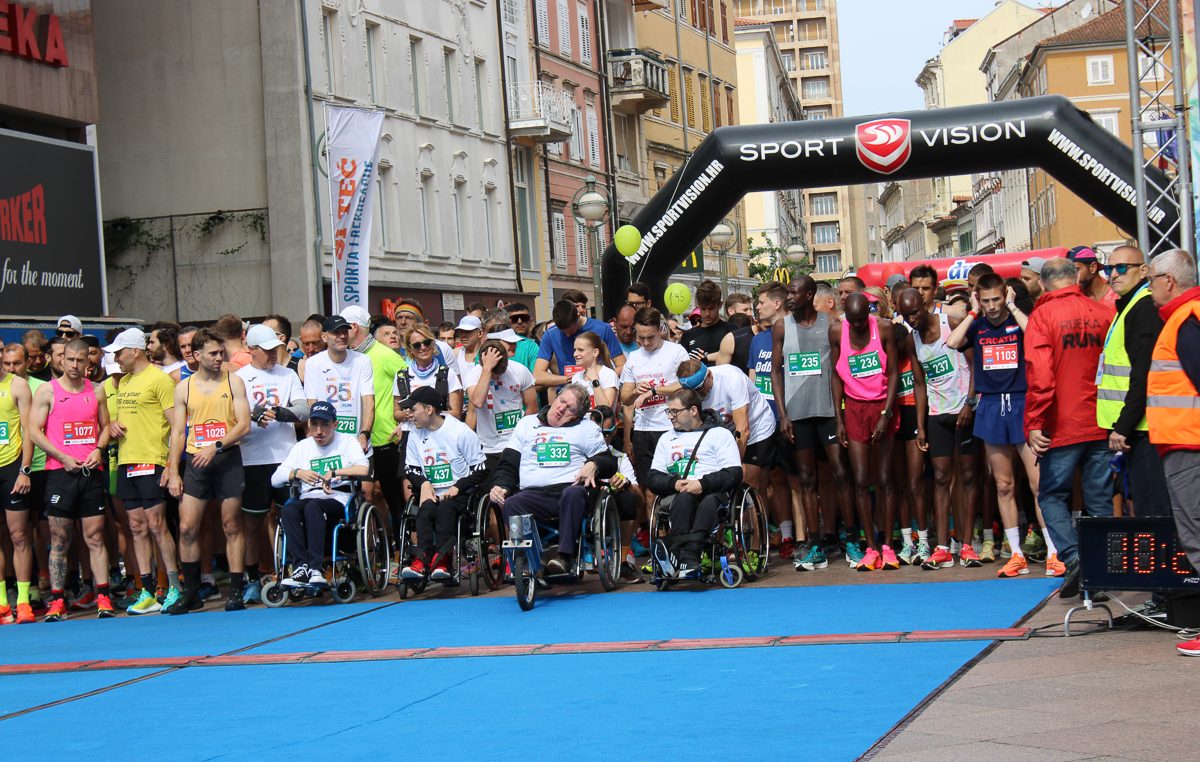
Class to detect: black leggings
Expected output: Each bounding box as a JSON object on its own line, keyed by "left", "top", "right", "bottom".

{"left": 668, "top": 492, "right": 723, "bottom": 563}
{"left": 415, "top": 493, "right": 472, "bottom": 558}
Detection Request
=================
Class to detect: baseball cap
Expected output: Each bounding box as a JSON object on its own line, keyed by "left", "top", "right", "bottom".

{"left": 885, "top": 273, "right": 907, "bottom": 290}
{"left": 246, "top": 323, "right": 283, "bottom": 350}
{"left": 1067, "top": 245, "right": 1098, "bottom": 263}
{"left": 455, "top": 315, "right": 482, "bottom": 332}
{"left": 1022, "top": 256, "right": 1047, "bottom": 275}
{"left": 103, "top": 352, "right": 121, "bottom": 376}
{"left": 309, "top": 400, "right": 337, "bottom": 422}
{"left": 941, "top": 278, "right": 969, "bottom": 294}
{"left": 322, "top": 315, "right": 351, "bottom": 333}
{"left": 340, "top": 305, "right": 371, "bottom": 327}
{"left": 399, "top": 385, "right": 446, "bottom": 411}
{"left": 56, "top": 315, "right": 82, "bottom": 333}
{"left": 103, "top": 327, "right": 146, "bottom": 353}
{"left": 486, "top": 328, "right": 522, "bottom": 344}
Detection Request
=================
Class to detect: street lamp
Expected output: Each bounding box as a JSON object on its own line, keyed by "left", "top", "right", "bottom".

{"left": 785, "top": 235, "right": 809, "bottom": 264}
{"left": 706, "top": 218, "right": 738, "bottom": 295}
{"left": 572, "top": 174, "right": 609, "bottom": 317}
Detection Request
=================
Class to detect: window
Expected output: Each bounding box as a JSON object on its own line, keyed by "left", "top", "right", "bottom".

{"left": 804, "top": 108, "right": 829, "bottom": 120}
{"left": 699, "top": 74, "right": 711, "bottom": 132}
{"left": 714, "top": 83, "right": 722, "bottom": 126}
{"left": 613, "top": 114, "right": 631, "bottom": 172}
{"left": 799, "top": 20, "right": 825, "bottom": 41}
{"left": 668, "top": 64, "right": 680, "bottom": 122}
{"left": 375, "top": 166, "right": 390, "bottom": 248}
{"left": 575, "top": 219, "right": 589, "bottom": 272}
{"left": 1089, "top": 109, "right": 1119, "bottom": 137}
{"left": 535, "top": 0, "right": 550, "bottom": 46}
{"left": 816, "top": 252, "right": 840, "bottom": 272}
{"left": 1086, "top": 55, "right": 1114, "bottom": 85}
{"left": 586, "top": 104, "right": 601, "bottom": 167}
{"left": 684, "top": 70, "right": 695, "bottom": 128}
{"left": 444, "top": 49, "right": 457, "bottom": 123}
{"left": 552, "top": 210, "right": 568, "bottom": 269}
{"left": 720, "top": 1, "right": 728, "bottom": 44}
{"left": 812, "top": 222, "right": 840, "bottom": 244}
{"left": 570, "top": 105, "right": 583, "bottom": 161}
{"left": 320, "top": 10, "right": 336, "bottom": 93}
{"left": 558, "top": 0, "right": 572, "bottom": 55}
{"left": 958, "top": 230, "right": 973, "bottom": 255}
{"left": 482, "top": 186, "right": 496, "bottom": 262}
{"left": 1138, "top": 53, "right": 1165, "bottom": 82}
{"left": 503, "top": 0, "right": 520, "bottom": 27}
{"left": 810, "top": 192, "right": 837, "bottom": 216}
{"left": 781, "top": 52, "right": 795, "bottom": 71}
{"left": 803, "top": 49, "right": 826, "bottom": 70}
{"left": 475, "top": 59, "right": 487, "bottom": 131}
{"left": 410, "top": 39, "right": 424, "bottom": 115}
{"left": 514, "top": 148, "right": 534, "bottom": 269}
{"left": 726, "top": 89, "right": 734, "bottom": 126}
{"left": 802, "top": 77, "right": 829, "bottom": 99}
{"left": 418, "top": 174, "right": 435, "bottom": 254}
{"left": 366, "top": 23, "right": 380, "bottom": 103}
{"left": 578, "top": 5, "right": 592, "bottom": 65}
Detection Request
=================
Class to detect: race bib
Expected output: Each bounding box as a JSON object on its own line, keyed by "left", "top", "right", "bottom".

{"left": 847, "top": 351, "right": 882, "bottom": 379}
{"left": 0, "top": 421, "right": 9, "bottom": 446}
{"left": 563, "top": 365, "right": 583, "bottom": 377}
{"left": 310, "top": 455, "right": 343, "bottom": 475}
{"left": 534, "top": 441, "right": 571, "bottom": 467}
{"left": 982, "top": 343, "right": 1019, "bottom": 371}
{"left": 63, "top": 421, "right": 98, "bottom": 446}
{"left": 336, "top": 416, "right": 358, "bottom": 434}
{"left": 668, "top": 455, "right": 696, "bottom": 477}
{"left": 424, "top": 462, "right": 453, "bottom": 486}
{"left": 922, "top": 354, "right": 953, "bottom": 380}
{"left": 787, "top": 351, "right": 821, "bottom": 377}
{"left": 194, "top": 421, "right": 227, "bottom": 447}
{"left": 127, "top": 463, "right": 156, "bottom": 478}
{"left": 899, "top": 370, "right": 914, "bottom": 396}
{"left": 495, "top": 409, "right": 522, "bottom": 433}
{"left": 754, "top": 373, "right": 773, "bottom": 397}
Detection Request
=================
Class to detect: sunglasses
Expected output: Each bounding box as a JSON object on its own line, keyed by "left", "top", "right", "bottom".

{"left": 1102, "top": 263, "right": 1141, "bottom": 276}
{"left": 411, "top": 339, "right": 434, "bottom": 350}
{"left": 509, "top": 314, "right": 531, "bottom": 323}
{"left": 56, "top": 330, "right": 79, "bottom": 338}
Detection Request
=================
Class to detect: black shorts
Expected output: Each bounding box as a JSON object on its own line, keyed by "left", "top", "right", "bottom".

{"left": 630, "top": 430, "right": 666, "bottom": 487}
{"left": 897, "top": 406, "right": 919, "bottom": 442}
{"left": 183, "top": 447, "right": 245, "bottom": 502}
{"left": 743, "top": 433, "right": 796, "bottom": 474}
{"left": 243, "top": 463, "right": 288, "bottom": 515}
{"left": 926, "top": 412, "right": 978, "bottom": 459}
{"left": 45, "top": 468, "right": 106, "bottom": 520}
{"left": 116, "top": 463, "right": 167, "bottom": 509}
{"left": 789, "top": 417, "right": 838, "bottom": 452}
{"left": 28, "top": 469, "right": 47, "bottom": 518}
{"left": 0, "top": 460, "right": 29, "bottom": 512}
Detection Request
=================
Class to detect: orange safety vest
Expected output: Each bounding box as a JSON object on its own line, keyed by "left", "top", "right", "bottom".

{"left": 1147, "top": 299, "right": 1200, "bottom": 445}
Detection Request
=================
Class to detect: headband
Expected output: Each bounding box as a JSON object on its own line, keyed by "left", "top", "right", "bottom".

{"left": 396, "top": 303, "right": 424, "bottom": 320}
{"left": 679, "top": 363, "right": 708, "bottom": 390}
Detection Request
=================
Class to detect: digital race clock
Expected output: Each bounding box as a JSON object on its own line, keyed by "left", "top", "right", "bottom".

{"left": 1079, "top": 517, "right": 1200, "bottom": 592}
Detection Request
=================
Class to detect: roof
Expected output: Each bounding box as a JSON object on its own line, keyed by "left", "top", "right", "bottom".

{"left": 1038, "top": 2, "right": 1172, "bottom": 47}
{"left": 952, "top": 19, "right": 978, "bottom": 30}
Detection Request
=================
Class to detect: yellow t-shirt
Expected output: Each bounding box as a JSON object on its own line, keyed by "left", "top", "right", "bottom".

{"left": 0, "top": 374, "right": 24, "bottom": 468}
{"left": 114, "top": 364, "right": 175, "bottom": 467}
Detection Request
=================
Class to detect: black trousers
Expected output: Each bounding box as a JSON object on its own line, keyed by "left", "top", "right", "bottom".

{"left": 1128, "top": 432, "right": 1171, "bottom": 517}
{"left": 668, "top": 492, "right": 723, "bottom": 563}
{"left": 281, "top": 498, "right": 344, "bottom": 570}
{"left": 502, "top": 485, "right": 589, "bottom": 557}
{"left": 415, "top": 493, "right": 472, "bottom": 559}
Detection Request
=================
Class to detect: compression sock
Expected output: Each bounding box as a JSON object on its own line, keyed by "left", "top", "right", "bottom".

{"left": 0, "top": 579, "right": 7, "bottom": 605}
{"left": 182, "top": 562, "right": 201, "bottom": 601}
{"left": 245, "top": 563, "right": 260, "bottom": 584}
{"left": 1043, "top": 531, "right": 1059, "bottom": 557}
{"left": 140, "top": 573, "right": 154, "bottom": 593}
{"left": 50, "top": 588, "right": 64, "bottom": 602}
{"left": 228, "top": 572, "right": 244, "bottom": 596}
{"left": 167, "top": 570, "right": 182, "bottom": 591}
{"left": 16, "top": 581, "right": 30, "bottom": 605}
{"left": 95, "top": 582, "right": 110, "bottom": 599}
{"left": 917, "top": 529, "right": 929, "bottom": 544}
{"left": 780, "top": 521, "right": 794, "bottom": 541}
{"left": 28, "top": 584, "right": 41, "bottom": 603}
{"left": 1005, "top": 527, "right": 1023, "bottom": 558}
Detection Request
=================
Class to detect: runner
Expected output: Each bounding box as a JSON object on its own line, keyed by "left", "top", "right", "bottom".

{"left": 170, "top": 326, "right": 200, "bottom": 383}
{"left": 0, "top": 343, "right": 34, "bottom": 623}
{"left": 830, "top": 292, "right": 900, "bottom": 571}
{"left": 909, "top": 264, "right": 943, "bottom": 314}
{"left": 450, "top": 315, "right": 485, "bottom": 383}
{"left": 569, "top": 331, "right": 619, "bottom": 409}
{"left": 166, "top": 328, "right": 252, "bottom": 613}
{"left": 214, "top": 314, "right": 253, "bottom": 370}
{"left": 893, "top": 309, "right": 931, "bottom": 565}
{"left": 30, "top": 339, "right": 114, "bottom": 621}
{"left": 148, "top": 325, "right": 186, "bottom": 376}
{"left": 680, "top": 280, "right": 734, "bottom": 365}
{"left": 303, "top": 315, "right": 374, "bottom": 455}
{"left": 464, "top": 337, "right": 538, "bottom": 467}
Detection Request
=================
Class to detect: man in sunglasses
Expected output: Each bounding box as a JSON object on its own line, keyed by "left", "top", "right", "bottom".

{"left": 1096, "top": 245, "right": 1170, "bottom": 518}
{"left": 55, "top": 315, "right": 82, "bottom": 340}
{"left": 505, "top": 303, "right": 535, "bottom": 339}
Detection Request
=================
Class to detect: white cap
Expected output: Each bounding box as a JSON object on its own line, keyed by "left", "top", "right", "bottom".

{"left": 103, "top": 352, "right": 122, "bottom": 376}
{"left": 486, "top": 328, "right": 522, "bottom": 344}
{"left": 103, "top": 327, "right": 146, "bottom": 353}
{"left": 56, "top": 315, "right": 82, "bottom": 333}
{"left": 246, "top": 323, "right": 283, "bottom": 350}
{"left": 340, "top": 305, "right": 371, "bottom": 327}
{"left": 455, "top": 315, "right": 482, "bottom": 332}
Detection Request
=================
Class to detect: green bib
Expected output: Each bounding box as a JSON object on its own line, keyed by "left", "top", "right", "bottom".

{"left": 535, "top": 441, "right": 571, "bottom": 466}
{"left": 787, "top": 351, "right": 821, "bottom": 377}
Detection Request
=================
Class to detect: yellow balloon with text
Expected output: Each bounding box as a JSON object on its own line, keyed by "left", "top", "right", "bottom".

{"left": 664, "top": 283, "right": 692, "bottom": 315}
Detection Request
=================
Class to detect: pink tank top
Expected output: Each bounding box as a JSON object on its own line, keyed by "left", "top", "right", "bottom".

{"left": 837, "top": 315, "right": 888, "bottom": 401}
{"left": 46, "top": 378, "right": 101, "bottom": 470}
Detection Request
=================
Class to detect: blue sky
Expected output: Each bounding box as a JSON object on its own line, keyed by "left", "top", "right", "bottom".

{"left": 839, "top": 0, "right": 1047, "bottom": 117}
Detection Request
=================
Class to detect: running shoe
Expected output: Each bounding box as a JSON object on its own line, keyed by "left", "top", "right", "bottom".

{"left": 677, "top": 560, "right": 701, "bottom": 578}
{"left": 921, "top": 546, "right": 955, "bottom": 570}
{"left": 307, "top": 569, "right": 329, "bottom": 588}
{"left": 0, "top": 605, "right": 12, "bottom": 625}
{"left": 282, "top": 565, "right": 311, "bottom": 588}
{"left": 880, "top": 544, "right": 901, "bottom": 570}
{"left": 949, "top": 537, "right": 962, "bottom": 556}
{"left": 160, "top": 586, "right": 183, "bottom": 612}
{"left": 196, "top": 582, "right": 220, "bottom": 601}
{"left": 15, "top": 602, "right": 34, "bottom": 624}
{"left": 164, "top": 593, "right": 201, "bottom": 615}
{"left": 822, "top": 535, "right": 842, "bottom": 560}
{"left": 640, "top": 559, "right": 654, "bottom": 575}
{"left": 96, "top": 594, "right": 116, "bottom": 619}
{"left": 224, "top": 595, "right": 245, "bottom": 612}
{"left": 545, "top": 556, "right": 569, "bottom": 576}
{"left": 794, "top": 543, "right": 828, "bottom": 571}
{"left": 1045, "top": 553, "right": 1066, "bottom": 577}
{"left": 242, "top": 580, "right": 262, "bottom": 605}
{"left": 400, "top": 558, "right": 426, "bottom": 580}
{"left": 1000, "top": 537, "right": 1013, "bottom": 559}
{"left": 997, "top": 554, "right": 1029, "bottom": 578}
{"left": 29, "top": 595, "right": 47, "bottom": 617}
{"left": 618, "top": 561, "right": 644, "bottom": 584}
{"left": 44, "top": 598, "right": 68, "bottom": 622}
{"left": 1177, "top": 636, "right": 1200, "bottom": 656}
{"left": 844, "top": 540, "right": 865, "bottom": 568}
{"left": 632, "top": 527, "right": 650, "bottom": 556}
{"left": 980, "top": 540, "right": 996, "bottom": 563}
{"left": 959, "top": 544, "right": 983, "bottom": 568}
{"left": 897, "top": 543, "right": 917, "bottom": 566}
{"left": 1022, "top": 528, "right": 1047, "bottom": 561}
{"left": 69, "top": 587, "right": 96, "bottom": 611}
{"left": 127, "top": 589, "right": 161, "bottom": 615}
{"left": 780, "top": 537, "right": 796, "bottom": 561}
{"left": 856, "top": 547, "right": 881, "bottom": 572}
{"left": 430, "top": 554, "right": 451, "bottom": 581}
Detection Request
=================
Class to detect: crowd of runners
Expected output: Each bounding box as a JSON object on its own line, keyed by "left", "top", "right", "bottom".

{"left": 3, "top": 244, "right": 1200, "bottom": 658}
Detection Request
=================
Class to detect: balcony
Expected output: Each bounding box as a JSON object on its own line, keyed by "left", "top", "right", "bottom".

{"left": 608, "top": 49, "right": 671, "bottom": 114}
{"left": 631, "top": 0, "right": 667, "bottom": 8}
{"left": 507, "top": 82, "right": 573, "bottom": 143}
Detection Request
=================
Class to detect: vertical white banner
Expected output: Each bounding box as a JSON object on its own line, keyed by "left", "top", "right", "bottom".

{"left": 326, "top": 105, "right": 384, "bottom": 312}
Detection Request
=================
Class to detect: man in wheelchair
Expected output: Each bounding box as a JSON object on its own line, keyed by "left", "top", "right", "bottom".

{"left": 646, "top": 389, "right": 743, "bottom": 577}
{"left": 488, "top": 385, "right": 616, "bottom": 576}
{"left": 400, "top": 386, "right": 488, "bottom": 581}
{"left": 270, "top": 401, "right": 370, "bottom": 588}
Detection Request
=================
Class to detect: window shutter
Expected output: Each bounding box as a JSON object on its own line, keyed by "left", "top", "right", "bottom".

{"left": 535, "top": 0, "right": 549, "bottom": 46}
{"left": 575, "top": 220, "right": 589, "bottom": 272}
{"left": 586, "top": 105, "right": 600, "bottom": 167}
{"left": 668, "top": 65, "right": 680, "bottom": 123}
{"left": 553, "top": 211, "right": 568, "bottom": 269}
{"left": 579, "top": 7, "right": 591, "bottom": 65}
{"left": 558, "top": 0, "right": 572, "bottom": 55}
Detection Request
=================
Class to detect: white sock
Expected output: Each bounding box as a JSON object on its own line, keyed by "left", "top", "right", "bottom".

{"left": 201, "top": 573, "right": 215, "bottom": 585}
{"left": 901, "top": 530, "right": 914, "bottom": 548}
{"left": 1005, "top": 527, "right": 1023, "bottom": 558}
{"left": 780, "top": 521, "right": 794, "bottom": 540}
{"left": 1042, "top": 530, "right": 1058, "bottom": 557}
{"left": 918, "top": 529, "right": 929, "bottom": 543}
{"left": 983, "top": 528, "right": 994, "bottom": 543}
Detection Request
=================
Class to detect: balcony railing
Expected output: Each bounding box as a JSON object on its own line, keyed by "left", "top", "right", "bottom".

{"left": 507, "top": 82, "right": 573, "bottom": 142}
{"left": 608, "top": 49, "right": 670, "bottom": 114}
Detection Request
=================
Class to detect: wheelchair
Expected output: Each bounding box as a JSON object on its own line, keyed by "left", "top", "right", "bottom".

{"left": 502, "top": 487, "right": 622, "bottom": 611}
{"left": 394, "top": 489, "right": 507, "bottom": 598}
{"left": 647, "top": 483, "right": 769, "bottom": 591}
{"left": 262, "top": 476, "right": 392, "bottom": 607}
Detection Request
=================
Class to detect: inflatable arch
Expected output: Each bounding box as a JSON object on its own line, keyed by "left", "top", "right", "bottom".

{"left": 600, "top": 95, "right": 1179, "bottom": 318}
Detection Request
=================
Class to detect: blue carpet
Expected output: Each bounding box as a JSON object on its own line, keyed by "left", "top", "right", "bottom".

{"left": 0, "top": 668, "right": 157, "bottom": 716}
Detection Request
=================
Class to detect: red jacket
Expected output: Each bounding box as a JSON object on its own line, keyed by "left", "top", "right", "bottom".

{"left": 1024, "top": 285, "right": 1114, "bottom": 447}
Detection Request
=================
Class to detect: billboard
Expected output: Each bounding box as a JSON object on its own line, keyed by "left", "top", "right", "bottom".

{"left": 0, "top": 128, "right": 105, "bottom": 316}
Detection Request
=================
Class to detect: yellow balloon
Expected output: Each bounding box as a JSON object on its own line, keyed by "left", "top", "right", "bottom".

{"left": 614, "top": 225, "right": 642, "bottom": 258}
{"left": 664, "top": 283, "right": 692, "bottom": 315}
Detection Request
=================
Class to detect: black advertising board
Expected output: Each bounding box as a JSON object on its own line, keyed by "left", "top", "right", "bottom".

{"left": 0, "top": 128, "right": 105, "bottom": 316}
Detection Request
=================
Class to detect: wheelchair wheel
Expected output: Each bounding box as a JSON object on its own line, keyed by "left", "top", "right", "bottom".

{"left": 356, "top": 500, "right": 391, "bottom": 596}
{"left": 396, "top": 499, "right": 421, "bottom": 597}
{"left": 272, "top": 523, "right": 287, "bottom": 581}
{"left": 261, "top": 579, "right": 287, "bottom": 608}
{"left": 513, "top": 554, "right": 536, "bottom": 611}
{"left": 594, "top": 494, "right": 621, "bottom": 592}
{"left": 719, "top": 558, "right": 745, "bottom": 589}
{"left": 331, "top": 576, "right": 357, "bottom": 604}
{"left": 471, "top": 497, "right": 506, "bottom": 595}
{"left": 735, "top": 487, "right": 769, "bottom": 580}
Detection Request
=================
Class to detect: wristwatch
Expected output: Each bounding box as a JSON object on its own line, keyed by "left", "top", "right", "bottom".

{"left": 591, "top": 379, "right": 601, "bottom": 388}
{"left": 880, "top": 408, "right": 894, "bottom": 418}
{"left": 19, "top": 465, "right": 31, "bottom": 476}
{"left": 966, "top": 395, "right": 979, "bottom": 409}
{"left": 215, "top": 440, "right": 225, "bottom": 452}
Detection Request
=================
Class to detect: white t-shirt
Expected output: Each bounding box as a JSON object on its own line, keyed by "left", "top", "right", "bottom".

{"left": 162, "top": 360, "right": 186, "bottom": 376}
{"left": 302, "top": 349, "right": 374, "bottom": 435}
{"left": 393, "top": 364, "right": 465, "bottom": 433}
{"left": 451, "top": 347, "right": 477, "bottom": 387}
{"left": 271, "top": 432, "right": 369, "bottom": 506}
{"left": 463, "top": 363, "right": 536, "bottom": 453}
{"left": 702, "top": 364, "right": 776, "bottom": 447}
{"left": 619, "top": 341, "right": 690, "bottom": 432}
{"left": 650, "top": 425, "right": 742, "bottom": 482}
{"left": 236, "top": 363, "right": 305, "bottom": 466}
{"left": 507, "top": 413, "right": 608, "bottom": 490}
{"left": 571, "top": 365, "right": 620, "bottom": 409}
{"left": 404, "top": 414, "right": 486, "bottom": 496}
